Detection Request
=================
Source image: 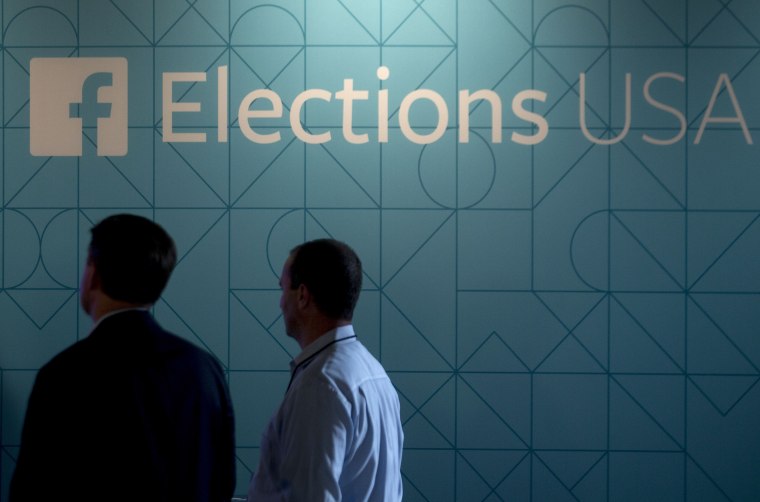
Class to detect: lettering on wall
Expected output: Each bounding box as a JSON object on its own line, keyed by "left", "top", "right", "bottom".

{"left": 29, "top": 57, "right": 754, "bottom": 157}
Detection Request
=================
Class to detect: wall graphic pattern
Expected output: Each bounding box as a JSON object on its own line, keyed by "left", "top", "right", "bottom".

{"left": 2, "top": 0, "right": 760, "bottom": 500}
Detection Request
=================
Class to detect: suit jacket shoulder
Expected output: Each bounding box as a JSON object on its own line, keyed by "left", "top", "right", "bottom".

{"left": 10, "top": 309, "right": 235, "bottom": 502}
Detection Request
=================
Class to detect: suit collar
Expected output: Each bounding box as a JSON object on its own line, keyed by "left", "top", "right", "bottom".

{"left": 89, "top": 307, "right": 151, "bottom": 336}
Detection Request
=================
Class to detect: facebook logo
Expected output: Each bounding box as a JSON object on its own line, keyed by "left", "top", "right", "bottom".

{"left": 30, "top": 57, "right": 128, "bottom": 156}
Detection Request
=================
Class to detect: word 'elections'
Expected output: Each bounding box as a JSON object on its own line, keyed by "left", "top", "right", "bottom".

{"left": 162, "top": 67, "right": 752, "bottom": 146}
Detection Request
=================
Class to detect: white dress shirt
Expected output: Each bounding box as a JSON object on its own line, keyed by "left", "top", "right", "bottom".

{"left": 248, "top": 325, "right": 404, "bottom": 501}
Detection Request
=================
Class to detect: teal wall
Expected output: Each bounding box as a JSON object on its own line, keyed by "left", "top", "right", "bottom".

{"left": 2, "top": 1, "right": 760, "bottom": 500}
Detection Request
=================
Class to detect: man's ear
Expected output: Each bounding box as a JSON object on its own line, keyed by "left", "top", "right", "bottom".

{"left": 297, "top": 283, "right": 310, "bottom": 309}
{"left": 85, "top": 257, "right": 102, "bottom": 291}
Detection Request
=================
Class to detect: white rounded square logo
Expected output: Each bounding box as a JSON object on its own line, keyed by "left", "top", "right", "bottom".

{"left": 30, "top": 57, "right": 128, "bottom": 157}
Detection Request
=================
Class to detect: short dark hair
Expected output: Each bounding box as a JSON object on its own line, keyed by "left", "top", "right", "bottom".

{"left": 288, "top": 239, "right": 362, "bottom": 320}
{"left": 88, "top": 214, "right": 177, "bottom": 305}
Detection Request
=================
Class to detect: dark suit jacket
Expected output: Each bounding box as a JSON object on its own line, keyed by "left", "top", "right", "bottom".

{"left": 9, "top": 309, "right": 235, "bottom": 502}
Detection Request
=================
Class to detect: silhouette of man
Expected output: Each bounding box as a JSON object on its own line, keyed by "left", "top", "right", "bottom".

{"left": 10, "top": 214, "right": 235, "bottom": 502}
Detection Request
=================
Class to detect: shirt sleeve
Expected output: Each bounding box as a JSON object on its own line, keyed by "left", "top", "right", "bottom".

{"left": 270, "top": 378, "right": 353, "bottom": 502}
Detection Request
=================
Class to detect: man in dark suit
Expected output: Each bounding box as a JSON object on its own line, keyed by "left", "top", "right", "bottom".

{"left": 10, "top": 213, "right": 235, "bottom": 502}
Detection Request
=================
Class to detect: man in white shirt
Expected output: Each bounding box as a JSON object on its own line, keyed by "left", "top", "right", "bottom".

{"left": 248, "top": 239, "right": 404, "bottom": 501}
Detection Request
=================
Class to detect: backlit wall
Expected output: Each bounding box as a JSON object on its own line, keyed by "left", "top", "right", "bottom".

{"left": 2, "top": 1, "right": 760, "bottom": 500}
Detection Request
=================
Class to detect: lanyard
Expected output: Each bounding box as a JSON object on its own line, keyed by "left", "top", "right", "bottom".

{"left": 285, "top": 335, "right": 357, "bottom": 393}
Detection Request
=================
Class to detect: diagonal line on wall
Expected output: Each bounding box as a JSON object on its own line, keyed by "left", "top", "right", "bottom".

{"left": 466, "top": 48, "right": 533, "bottom": 118}
{"left": 688, "top": 0, "right": 738, "bottom": 46}
{"left": 381, "top": 292, "right": 455, "bottom": 371}
{"left": 234, "top": 452, "right": 255, "bottom": 479}
{"left": 4, "top": 289, "right": 77, "bottom": 330}
{"left": 611, "top": 212, "right": 685, "bottom": 290}
{"left": 158, "top": 297, "right": 228, "bottom": 370}
{"left": 610, "top": 375, "right": 684, "bottom": 449}
{"left": 611, "top": 294, "right": 685, "bottom": 372}
{"left": 396, "top": 374, "right": 456, "bottom": 448}
{"left": 688, "top": 212, "right": 760, "bottom": 290}
{"left": 458, "top": 375, "right": 531, "bottom": 448}
{"left": 81, "top": 132, "right": 153, "bottom": 206}
{"left": 458, "top": 331, "right": 531, "bottom": 372}
{"left": 315, "top": 144, "right": 381, "bottom": 208}
{"left": 230, "top": 137, "right": 298, "bottom": 207}
{"left": 487, "top": 0, "right": 531, "bottom": 45}
{"left": 475, "top": 450, "right": 531, "bottom": 502}
{"left": 455, "top": 455, "right": 505, "bottom": 502}
{"left": 5, "top": 158, "right": 53, "bottom": 206}
{"left": 156, "top": 1, "right": 197, "bottom": 45}
{"left": 229, "top": 291, "right": 293, "bottom": 357}
{"left": 400, "top": 470, "right": 432, "bottom": 502}
{"left": 2, "top": 46, "right": 77, "bottom": 127}
{"left": 688, "top": 0, "right": 758, "bottom": 45}
{"left": 688, "top": 294, "right": 760, "bottom": 374}
{"left": 156, "top": 0, "right": 227, "bottom": 45}
{"left": 532, "top": 451, "right": 608, "bottom": 498}
{"left": 2, "top": 50, "right": 32, "bottom": 126}
{"left": 639, "top": 0, "right": 686, "bottom": 44}
{"left": 533, "top": 293, "right": 609, "bottom": 371}
{"left": 110, "top": 0, "right": 153, "bottom": 44}
{"left": 2, "top": 446, "right": 18, "bottom": 463}
{"left": 386, "top": 47, "right": 457, "bottom": 122}
{"left": 533, "top": 452, "right": 583, "bottom": 502}
{"left": 533, "top": 142, "right": 597, "bottom": 209}
{"left": 79, "top": 211, "right": 98, "bottom": 229}
{"left": 570, "top": 451, "right": 607, "bottom": 491}
{"left": 535, "top": 48, "right": 612, "bottom": 131}
{"left": 382, "top": 210, "right": 455, "bottom": 287}
{"left": 174, "top": 210, "right": 229, "bottom": 265}
{"left": 722, "top": 2, "right": 760, "bottom": 45}
{"left": 688, "top": 374, "right": 760, "bottom": 417}
{"left": 686, "top": 452, "right": 734, "bottom": 501}
{"left": 161, "top": 142, "right": 228, "bottom": 206}
{"left": 181, "top": 0, "right": 228, "bottom": 43}
{"left": 413, "top": 0, "right": 456, "bottom": 45}
{"left": 228, "top": 45, "right": 304, "bottom": 124}
{"left": 335, "top": 0, "right": 381, "bottom": 45}
{"left": 617, "top": 141, "right": 685, "bottom": 209}
{"left": 382, "top": 0, "right": 452, "bottom": 45}
{"left": 229, "top": 44, "right": 304, "bottom": 92}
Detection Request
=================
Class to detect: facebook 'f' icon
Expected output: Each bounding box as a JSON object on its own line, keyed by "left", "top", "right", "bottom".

{"left": 30, "top": 57, "right": 128, "bottom": 156}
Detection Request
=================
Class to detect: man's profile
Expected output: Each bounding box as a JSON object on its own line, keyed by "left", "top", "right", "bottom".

{"left": 10, "top": 213, "right": 235, "bottom": 502}
{"left": 248, "top": 238, "right": 404, "bottom": 501}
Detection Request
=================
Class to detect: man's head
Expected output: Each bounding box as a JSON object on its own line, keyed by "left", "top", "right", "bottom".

{"left": 279, "top": 239, "right": 362, "bottom": 341}
{"left": 81, "top": 214, "right": 176, "bottom": 315}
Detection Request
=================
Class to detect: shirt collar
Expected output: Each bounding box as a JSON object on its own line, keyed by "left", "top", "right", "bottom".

{"left": 289, "top": 325, "right": 355, "bottom": 373}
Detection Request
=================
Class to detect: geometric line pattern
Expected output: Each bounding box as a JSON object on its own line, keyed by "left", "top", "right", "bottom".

{"left": 2, "top": 1, "right": 760, "bottom": 501}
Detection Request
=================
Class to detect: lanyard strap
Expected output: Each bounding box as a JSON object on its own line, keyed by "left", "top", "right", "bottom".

{"left": 285, "top": 335, "right": 357, "bottom": 393}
